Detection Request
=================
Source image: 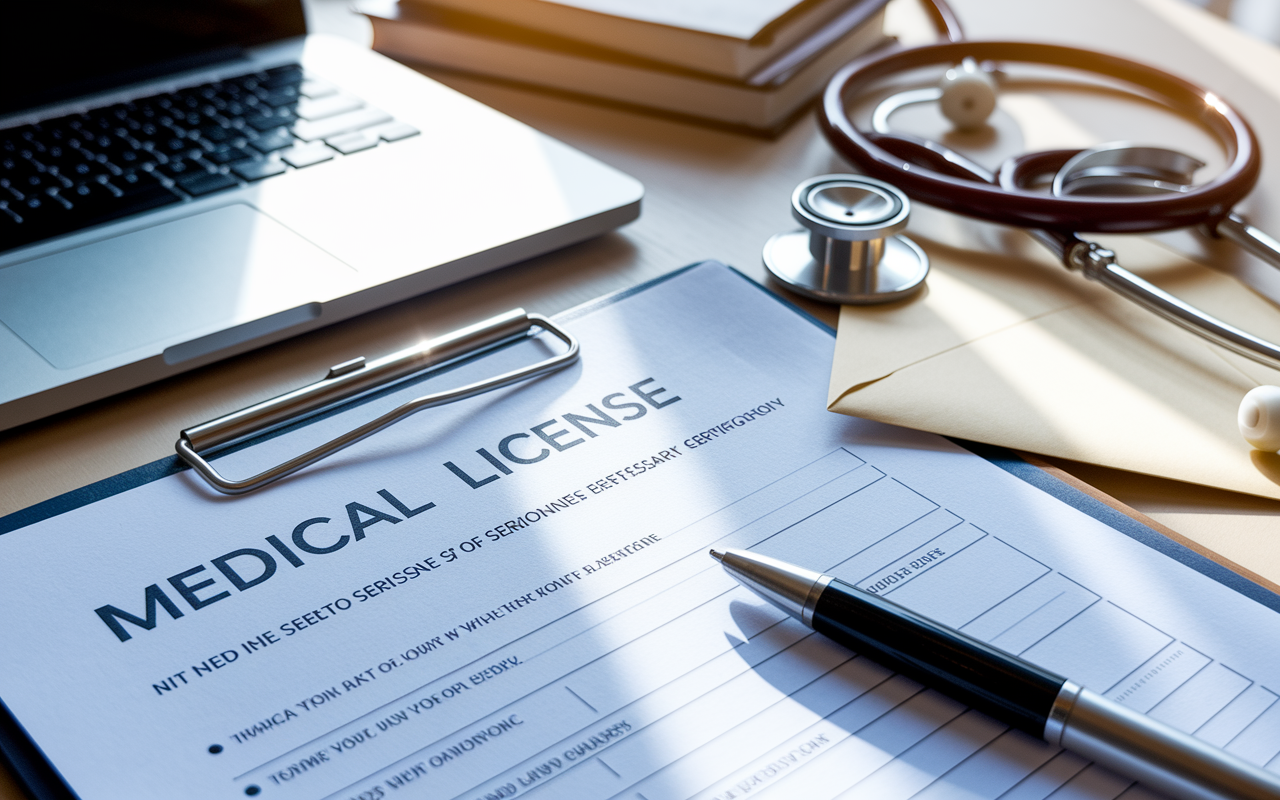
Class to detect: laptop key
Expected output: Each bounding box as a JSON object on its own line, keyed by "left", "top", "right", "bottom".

{"left": 293, "top": 107, "right": 392, "bottom": 142}
{"left": 300, "top": 78, "right": 338, "bottom": 100}
{"left": 160, "top": 135, "right": 192, "bottom": 154}
{"left": 114, "top": 169, "right": 163, "bottom": 195}
{"left": 46, "top": 169, "right": 76, "bottom": 190}
{"left": 258, "top": 87, "right": 301, "bottom": 108}
{"left": 98, "top": 183, "right": 180, "bottom": 218}
{"left": 262, "top": 65, "right": 305, "bottom": 89}
{"left": 113, "top": 149, "right": 146, "bottom": 168}
{"left": 177, "top": 171, "right": 239, "bottom": 196}
{"left": 16, "top": 198, "right": 66, "bottom": 243}
{"left": 45, "top": 189, "right": 74, "bottom": 211}
{"left": 249, "top": 128, "right": 295, "bottom": 153}
{"left": 16, "top": 195, "right": 55, "bottom": 226}
{"left": 0, "top": 205, "right": 20, "bottom": 243}
{"left": 201, "top": 124, "right": 236, "bottom": 144}
{"left": 374, "top": 122, "right": 420, "bottom": 142}
{"left": 65, "top": 180, "right": 115, "bottom": 215}
{"left": 231, "top": 157, "right": 287, "bottom": 182}
{"left": 326, "top": 130, "right": 379, "bottom": 155}
{"left": 157, "top": 159, "right": 202, "bottom": 180}
{"left": 207, "top": 144, "right": 255, "bottom": 165}
{"left": 64, "top": 159, "right": 111, "bottom": 182}
{"left": 0, "top": 179, "right": 23, "bottom": 202}
{"left": 280, "top": 142, "right": 334, "bottom": 169}
{"left": 296, "top": 94, "right": 363, "bottom": 121}
{"left": 14, "top": 169, "right": 51, "bottom": 193}
{"left": 247, "top": 110, "right": 298, "bottom": 132}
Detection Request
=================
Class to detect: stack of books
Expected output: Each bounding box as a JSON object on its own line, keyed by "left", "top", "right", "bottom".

{"left": 357, "top": 0, "right": 892, "bottom": 135}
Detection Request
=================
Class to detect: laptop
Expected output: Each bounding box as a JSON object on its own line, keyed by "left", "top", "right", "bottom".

{"left": 0, "top": 0, "right": 643, "bottom": 433}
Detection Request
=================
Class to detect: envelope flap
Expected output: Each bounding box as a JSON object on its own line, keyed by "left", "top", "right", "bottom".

{"left": 829, "top": 239, "right": 1101, "bottom": 407}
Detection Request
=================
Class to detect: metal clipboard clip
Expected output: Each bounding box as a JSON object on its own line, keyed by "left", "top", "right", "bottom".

{"left": 176, "top": 309, "right": 579, "bottom": 495}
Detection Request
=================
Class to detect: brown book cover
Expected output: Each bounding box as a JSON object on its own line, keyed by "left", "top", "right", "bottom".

{"left": 360, "top": 0, "right": 890, "bottom": 134}
{"left": 393, "top": 0, "right": 864, "bottom": 78}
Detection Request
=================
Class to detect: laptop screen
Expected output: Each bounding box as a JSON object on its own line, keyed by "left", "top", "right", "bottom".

{"left": 1, "top": 0, "right": 307, "bottom": 117}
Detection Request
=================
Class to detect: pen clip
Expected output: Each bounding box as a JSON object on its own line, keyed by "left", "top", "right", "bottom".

{"left": 175, "top": 309, "right": 579, "bottom": 495}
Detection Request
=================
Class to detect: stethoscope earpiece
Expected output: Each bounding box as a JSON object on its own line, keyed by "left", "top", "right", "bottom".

{"left": 937, "top": 58, "right": 996, "bottom": 131}
{"left": 870, "top": 58, "right": 997, "bottom": 136}
{"left": 1239, "top": 385, "right": 1280, "bottom": 451}
{"left": 763, "top": 174, "right": 929, "bottom": 305}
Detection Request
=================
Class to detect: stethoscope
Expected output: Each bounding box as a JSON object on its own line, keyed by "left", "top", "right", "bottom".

{"left": 767, "top": 39, "right": 1280, "bottom": 363}
{"left": 760, "top": 4, "right": 1280, "bottom": 453}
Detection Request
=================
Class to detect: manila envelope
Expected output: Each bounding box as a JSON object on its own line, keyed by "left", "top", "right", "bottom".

{"left": 827, "top": 233, "right": 1280, "bottom": 501}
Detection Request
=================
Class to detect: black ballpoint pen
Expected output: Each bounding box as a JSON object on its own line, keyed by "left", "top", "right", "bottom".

{"left": 711, "top": 548, "right": 1280, "bottom": 800}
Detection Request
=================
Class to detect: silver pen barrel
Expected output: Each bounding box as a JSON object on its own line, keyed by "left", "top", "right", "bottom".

{"left": 1049, "top": 683, "right": 1280, "bottom": 800}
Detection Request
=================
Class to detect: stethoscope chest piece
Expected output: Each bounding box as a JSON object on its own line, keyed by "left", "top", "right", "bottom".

{"left": 764, "top": 174, "right": 929, "bottom": 304}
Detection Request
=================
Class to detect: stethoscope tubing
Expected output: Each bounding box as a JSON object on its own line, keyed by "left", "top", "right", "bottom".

{"left": 820, "top": 40, "right": 1261, "bottom": 233}
{"left": 817, "top": 37, "right": 1280, "bottom": 370}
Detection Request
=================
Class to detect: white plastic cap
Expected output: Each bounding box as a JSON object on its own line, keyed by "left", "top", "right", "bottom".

{"left": 1239, "top": 385, "right": 1280, "bottom": 451}
{"left": 938, "top": 60, "right": 996, "bottom": 132}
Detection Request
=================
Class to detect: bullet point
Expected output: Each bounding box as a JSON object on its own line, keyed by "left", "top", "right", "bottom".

{"left": 208, "top": 744, "right": 223, "bottom": 754}
{"left": 245, "top": 786, "right": 260, "bottom": 796}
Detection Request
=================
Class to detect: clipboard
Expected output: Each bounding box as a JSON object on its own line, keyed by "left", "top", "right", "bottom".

{"left": 2, "top": 262, "right": 1279, "bottom": 800}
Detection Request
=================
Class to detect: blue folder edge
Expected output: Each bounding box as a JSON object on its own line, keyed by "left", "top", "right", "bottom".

{"left": 2, "top": 260, "right": 1278, "bottom": 800}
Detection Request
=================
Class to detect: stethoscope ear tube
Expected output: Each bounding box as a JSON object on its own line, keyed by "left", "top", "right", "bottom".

{"left": 820, "top": 41, "right": 1260, "bottom": 234}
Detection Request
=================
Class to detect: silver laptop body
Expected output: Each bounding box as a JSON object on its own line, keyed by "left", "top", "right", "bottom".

{"left": 0, "top": 6, "right": 642, "bottom": 433}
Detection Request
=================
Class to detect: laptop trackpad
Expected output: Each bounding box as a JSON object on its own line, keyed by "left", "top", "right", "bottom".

{"left": 0, "top": 204, "right": 356, "bottom": 369}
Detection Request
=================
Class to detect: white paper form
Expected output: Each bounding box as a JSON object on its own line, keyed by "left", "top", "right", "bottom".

{"left": 2, "top": 262, "right": 1280, "bottom": 800}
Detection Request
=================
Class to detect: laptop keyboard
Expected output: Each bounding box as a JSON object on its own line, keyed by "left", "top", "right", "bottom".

{"left": 0, "top": 64, "right": 419, "bottom": 253}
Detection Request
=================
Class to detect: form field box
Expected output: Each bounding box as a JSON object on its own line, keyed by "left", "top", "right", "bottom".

{"left": 1020, "top": 602, "right": 1172, "bottom": 692}
{"left": 999, "top": 750, "right": 1091, "bottom": 800}
{"left": 1196, "top": 684, "right": 1278, "bottom": 747}
{"left": 880, "top": 535, "right": 1050, "bottom": 629}
{"left": 911, "top": 729, "right": 1058, "bottom": 800}
{"left": 1049, "top": 762, "right": 1134, "bottom": 800}
{"left": 1227, "top": 697, "right": 1280, "bottom": 767}
{"left": 1107, "top": 642, "right": 1211, "bottom": 713}
{"left": 729, "top": 689, "right": 962, "bottom": 800}
{"left": 843, "top": 709, "right": 1006, "bottom": 800}
{"left": 830, "top": 507, "right": 962, "bottom": 587}
{"left": 1149, "top": 662, "right": 1250, "bottom": 733}
{"left": 962, "top": 573, "right": 1099, "bottom": 655}
{"left": 618, "top": 655, "right": 893, "bottom": 800}
{"left": 752, "top": 476, "right": 938, "bottom": 576}
{"left": 854, "top": 521, "right": 983, "bottom": 598}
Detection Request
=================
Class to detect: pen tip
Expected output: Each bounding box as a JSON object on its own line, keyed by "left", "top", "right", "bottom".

{"left": 709, "top": 549, "right": 724, "bottom": 562}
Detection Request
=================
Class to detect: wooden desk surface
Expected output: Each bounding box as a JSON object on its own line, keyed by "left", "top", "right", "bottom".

{"left": 3, "top": 0, "right": 1280, "bottom": 796}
